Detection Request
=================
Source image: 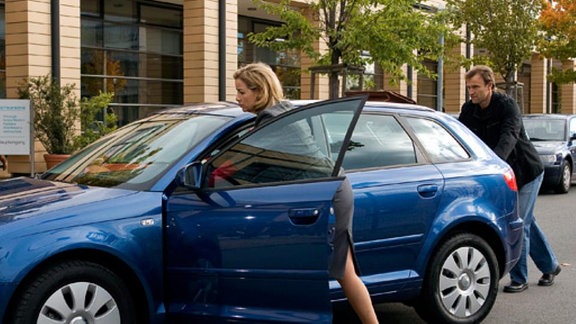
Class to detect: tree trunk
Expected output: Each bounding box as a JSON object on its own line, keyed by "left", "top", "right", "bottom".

{"left": 329, "top": 72, "right": 339, "bottom": 99}
{"left": 328, "top": 47, "right": 341, "bottom": 99}
{"left": 503, "top": 70, "right": 515, "bottom": 96}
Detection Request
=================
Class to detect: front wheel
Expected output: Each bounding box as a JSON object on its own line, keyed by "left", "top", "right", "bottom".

{"left": 554, "top": 160, "right": 571, "bottom": 194}
{"left": 415, "top": 233, "right": 499, "bottom": 324}
{"left": 8, "top": 260, "right": 138, "bottom": 324}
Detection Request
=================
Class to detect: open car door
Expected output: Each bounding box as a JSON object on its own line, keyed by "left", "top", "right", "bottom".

{"left": 165, "top": 96, "right": 367, "bottom": 323}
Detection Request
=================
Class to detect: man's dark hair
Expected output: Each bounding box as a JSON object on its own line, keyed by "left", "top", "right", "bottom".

{"left": 466, "top": 65, "right": 496, "bottom": 90}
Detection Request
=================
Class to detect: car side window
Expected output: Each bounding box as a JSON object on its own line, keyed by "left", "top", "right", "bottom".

{"left": 570, "top": 118, "right": 576, "bottom": 138}
{"left": 205, "top": 99, "right": 364, "bottom": 188}
{"left": 326, "top": 114, "right": 417, "bottom": 170}
{"left": 207, "top": 116, "right": 334, "bottom": 188}
{"left": 405, "top": 117, "right": 470, "bottom": 163}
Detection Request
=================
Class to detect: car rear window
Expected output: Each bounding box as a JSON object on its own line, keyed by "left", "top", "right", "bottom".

{"left": 405, "top": 117, "right": 470, "bottom": 163}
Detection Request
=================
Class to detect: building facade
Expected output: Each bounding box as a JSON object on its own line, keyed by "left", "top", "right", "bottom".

{"left": 0, "top": 0, "right": 575, "bottom": 176}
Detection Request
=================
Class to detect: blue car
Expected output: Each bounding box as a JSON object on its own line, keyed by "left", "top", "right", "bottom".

{"left": 0, "top": 97, "right": 522, "bottom": 324}
{"left": 523, "top": 114, "right": 576, "bottom": 194}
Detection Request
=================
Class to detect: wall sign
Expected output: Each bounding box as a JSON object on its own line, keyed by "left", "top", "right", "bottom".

{"left": 0, "top": 100, "right": 32, "bottom": 155}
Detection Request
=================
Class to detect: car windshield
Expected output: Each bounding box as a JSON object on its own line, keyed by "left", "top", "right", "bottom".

{"left": 523, "top": 118, "right": 566, "bottom": 141}
{"left": 41, "top": 113, "right": 233, "bottom": 190}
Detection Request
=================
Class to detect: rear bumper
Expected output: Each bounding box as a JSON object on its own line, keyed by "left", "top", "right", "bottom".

{"left": 503, "top": 215, "right": 524, "bottom": 274}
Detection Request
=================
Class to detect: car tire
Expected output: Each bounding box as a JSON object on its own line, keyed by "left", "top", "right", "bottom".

{"left": 414, "top": 233, "right": 499, "bottom": 324}
{"left": 554, "top": 160, "right": 571, "bottom": 194}
{"left": 8, "top": 260, "right": 138, "bottom": 324}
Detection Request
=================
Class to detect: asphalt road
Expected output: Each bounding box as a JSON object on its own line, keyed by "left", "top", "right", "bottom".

{"left": 335, "top": 186, "right": 576, "bottom": 323}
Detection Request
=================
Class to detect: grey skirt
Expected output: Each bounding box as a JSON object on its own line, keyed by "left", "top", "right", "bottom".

{"left": 328, "top": 176, "right": 360, "bottom": 280}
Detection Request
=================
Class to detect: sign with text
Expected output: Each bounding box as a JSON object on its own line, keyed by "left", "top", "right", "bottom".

{"left": 0, "top": 100, "right": 32, "bottom": 155}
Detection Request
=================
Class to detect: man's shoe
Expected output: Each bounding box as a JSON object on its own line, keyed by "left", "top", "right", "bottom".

{"left": 538, "top": 265, "right": 561, "bottom": 286}
{"left": 503, "top": 282, "right": 528, "bottom": 293}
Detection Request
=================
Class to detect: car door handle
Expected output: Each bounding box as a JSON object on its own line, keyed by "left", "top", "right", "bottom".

{"left": 289, "top": 208, "right": 320, "bottom": 225}
{"left": 417, "top": 184, "right": 439, "bottom": 198}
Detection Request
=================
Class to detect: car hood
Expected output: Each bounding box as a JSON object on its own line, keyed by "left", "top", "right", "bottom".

{"left": 0, "top": 177, "right": 137, "bottom": 227}
{"left": 531, "top": 141, "right": 566, "bottom": 155}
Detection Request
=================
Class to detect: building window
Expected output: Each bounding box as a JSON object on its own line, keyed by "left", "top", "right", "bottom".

{"left": 518, "top": 63, "right": 531, "bottom": 113}
{"left": 345, "top": 51, "right": 377, "bottom": 92}
{"left": 238, "top": 16, "right": 301, "bottom": 99}
{"left": 552, "top": 83, "right": 560, "bottom": 113}
{"left": 417, "top": 60, "right": 438, "bottom": 110}
{"left": 81, "top": 0, "right": 183, "bottom": 125}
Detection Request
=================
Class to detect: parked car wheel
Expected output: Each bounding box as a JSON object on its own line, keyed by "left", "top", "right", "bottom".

{"left": 415, "top": 233, "right": 499, "bottom": 323}
{"left": 554, "top": 160, "right": 571, "bottom": 194}
{"left": 9, "top": 260, "right": 137, "bottom": 324}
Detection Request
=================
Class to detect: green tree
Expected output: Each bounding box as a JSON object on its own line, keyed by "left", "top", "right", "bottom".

{"left": 538, "top": 0, "right": 576, "bottom": 84}
{"left": 249, "top": 0, "right": 453, "bottom": 98}
{"left": 74, "top": 91, "right": 117, "bottom": 150}
{"left": 446, "top": 0, "right": 543, "bottom": 92}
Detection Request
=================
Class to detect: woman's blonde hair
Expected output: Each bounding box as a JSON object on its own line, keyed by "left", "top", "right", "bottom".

{"left": 233, "top": 62, "right": 284, "bottom": 112}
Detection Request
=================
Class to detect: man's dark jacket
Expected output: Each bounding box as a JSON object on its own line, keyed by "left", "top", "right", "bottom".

{"left": 459, "top": 91, "right": 543, "bottom": 189}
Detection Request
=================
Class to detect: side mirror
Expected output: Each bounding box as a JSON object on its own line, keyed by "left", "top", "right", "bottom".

{"left": 179, "top": 161, "right": 204, "bottom": 190}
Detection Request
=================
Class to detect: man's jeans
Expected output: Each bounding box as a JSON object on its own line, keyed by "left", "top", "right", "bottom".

{"left": 509, "top": 172, "right": 559, "bottom": 284}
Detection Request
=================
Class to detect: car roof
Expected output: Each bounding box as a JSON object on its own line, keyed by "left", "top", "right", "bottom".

{"left": 150, "top": 99, "right": 439, "bottom": 120}
{"left": 154, "top": 101, "right": 246, "bottom": 118}
{"left": 291, "top": 99, "right": 435, "bottom": 112}
{"left": 523, "top": 113, "right": 576, "bottom": 120}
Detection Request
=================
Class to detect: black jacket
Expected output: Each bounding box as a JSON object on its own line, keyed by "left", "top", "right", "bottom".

{"left": 459, "top": 92, "right": 543, "bottom": 189}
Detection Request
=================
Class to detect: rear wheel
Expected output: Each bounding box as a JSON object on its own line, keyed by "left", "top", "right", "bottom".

{"left": 554, "top": 160, "right": 571, "bottom": 194}
{"left": 9, "top": 260, "right": 138, "bottom": 324}
{"left": 415, "top": 233, "right": 499, "bottom": 323}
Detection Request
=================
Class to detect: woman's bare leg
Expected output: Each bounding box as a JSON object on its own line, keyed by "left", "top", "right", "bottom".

{"left": 337, "top": 248, "right": 379, "bottom": 324}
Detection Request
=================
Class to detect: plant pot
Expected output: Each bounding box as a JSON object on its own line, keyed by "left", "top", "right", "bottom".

{"left": 44, "top": 154, "right": 71, "bottom": 169}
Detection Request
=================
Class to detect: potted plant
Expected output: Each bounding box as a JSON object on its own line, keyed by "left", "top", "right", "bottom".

{"left": 17, "top": 75, "right": 116, "bottom": 169}
{"left": 17, "top": 75, "right": 79, "bottom": 168}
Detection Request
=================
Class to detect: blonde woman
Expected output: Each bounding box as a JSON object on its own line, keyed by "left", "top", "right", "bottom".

{"left": 233, "top": 62, "right": 379, "bottom": 324}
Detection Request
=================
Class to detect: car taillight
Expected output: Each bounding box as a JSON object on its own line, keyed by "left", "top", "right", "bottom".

{"left": 503, "top": 169, "right": 518, "bottom": 191}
